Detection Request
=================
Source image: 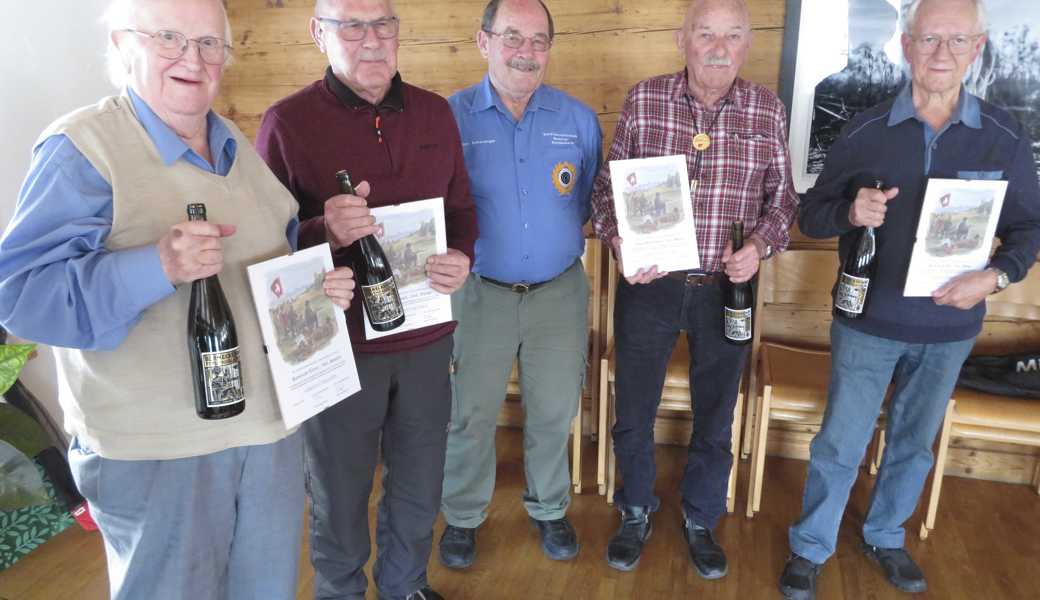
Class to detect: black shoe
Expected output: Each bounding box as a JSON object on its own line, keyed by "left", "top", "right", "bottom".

{"left": 405, "top": 587, "right": 444, "bottom": 600}
{"left": 681, "top": 516, "right": 727, "bottom": 579}
{"left": 438, "top": 525, "right": 476, "bottom": 569}
{"left": 606, "top": 504, "right": 653, "bottom": 571}
{"left": 779, "top": 554, "right": 822, "bottom": 600}
{"left": 861, "top": 543, "right": 928, "bottom": 593}
{"left": 530, "top": 516, "right": 579, "bottom": 560}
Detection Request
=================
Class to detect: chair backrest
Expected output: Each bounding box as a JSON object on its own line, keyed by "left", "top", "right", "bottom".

{"left": 974, "top": 260, "right": 1040, "bottom": 354}
{"left": 756, "top": 248, "right": 840, "bottom": 351}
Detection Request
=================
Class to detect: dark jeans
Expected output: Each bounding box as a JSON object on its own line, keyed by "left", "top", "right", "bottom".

{"left": 612, "top": 276, "right": 748, "bottom": 529}
{"left": 304, "top": 336, "right": 452, "bottom": 600}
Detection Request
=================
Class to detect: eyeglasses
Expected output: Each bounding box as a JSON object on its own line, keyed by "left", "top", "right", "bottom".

{"left": 123, "top": 29, "right": 231, "bottom": 65}
{"left": 483, "top": 29, "right": 552, "bottom": 52}
{"left": 316, "top": 16, "right": 400, "bottom": 41}
{"left": 910, "top": 33, "right": 983, "bottom": 55}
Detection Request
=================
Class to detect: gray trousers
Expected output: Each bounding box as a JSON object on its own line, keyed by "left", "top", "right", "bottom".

{"left": 304, "top": 336, "right": 452, "bottom": 600}
{"left": 441, "top": 261, "right": 588, "bottom": 527}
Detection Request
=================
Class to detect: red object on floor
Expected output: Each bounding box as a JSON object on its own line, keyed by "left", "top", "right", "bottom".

{"left": 72, "top": 502, "right": 98, "bottom": 532}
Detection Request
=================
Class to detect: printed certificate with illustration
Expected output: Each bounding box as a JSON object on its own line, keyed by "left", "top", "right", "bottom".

{"left": 247, "top": 243, "right": 361, "bottom": 429}
{"left": 608, "top": 155, "right": 700, "bottom": 277}
{"left": 363, "top": 197, "right": 451, "bottom": 340}
{"left": 903, "top": 178, "right": 1008, "bottom": 297}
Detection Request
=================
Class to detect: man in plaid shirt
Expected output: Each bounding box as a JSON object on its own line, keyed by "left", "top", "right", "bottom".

{"left": 590, "top": 0, "right": 798, "bottom": 577}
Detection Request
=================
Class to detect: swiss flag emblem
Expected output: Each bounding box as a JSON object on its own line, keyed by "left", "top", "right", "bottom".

{"left": 271, "top": 277, "right": 283, "bottom": 298}
{"left": 626, "top": 172, "right": 637, "bottom": 187}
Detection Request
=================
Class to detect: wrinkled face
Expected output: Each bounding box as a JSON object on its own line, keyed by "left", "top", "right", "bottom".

{"left": 312, "top": 0, "right": 400, "bottom": 96}
{"left": 677, "top": 2, "right": 751, "bottom": 97}
{"left": 118, "top": 0, "right": 226, "bottom": 123}
{"left": 902, "top": 0, "right": 985, "bottom": 96}
{"left": 478, "top": 0, "right": 552, "bottom": 102}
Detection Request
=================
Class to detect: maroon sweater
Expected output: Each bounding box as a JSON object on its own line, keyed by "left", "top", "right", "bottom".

{"left": 257, "top": 69, "right": 477, "bottom": 353}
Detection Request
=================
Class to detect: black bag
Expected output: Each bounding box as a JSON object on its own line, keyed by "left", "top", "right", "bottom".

{"left": 957, "top": 352, "right": 1040, "bottom": 399}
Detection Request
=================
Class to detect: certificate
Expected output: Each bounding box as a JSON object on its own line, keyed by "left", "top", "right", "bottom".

{"left": 247, "top": 243, "right": 361, "bottom": 429}
{"left": 363, "top": 197, "right": 452, "bottom": 340}
{"left": 608, "top": 155, "right": 701, "bottom": 276}
{"left": 903, "top": 178, "right": 1008, "bottom": 296}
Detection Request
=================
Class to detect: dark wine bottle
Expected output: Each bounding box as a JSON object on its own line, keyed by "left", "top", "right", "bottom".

{"left": 723, "top": 221, "right": 753, "bottom": 345}
{"left": 186, "top": 203, "right": 245, "bottom": 419}
{"left": 834, "top": 180, "right": 884, "bottom": 320}
{"left": 335, "top": 170, "right": 405, "bottom": 332}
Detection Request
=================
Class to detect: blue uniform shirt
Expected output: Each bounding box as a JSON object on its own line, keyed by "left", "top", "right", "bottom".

{"left": 0, "top": 89, "right": 296, "bottom": 350}
{"left": 449, "top": 76, "right": 602, "bottom": 283}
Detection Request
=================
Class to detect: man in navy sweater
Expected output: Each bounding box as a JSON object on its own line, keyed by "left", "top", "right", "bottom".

{"left": 780, "top": 1, "right": 1040, "bottom": 599}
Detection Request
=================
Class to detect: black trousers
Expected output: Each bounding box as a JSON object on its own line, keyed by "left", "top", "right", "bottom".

{"left": 304, "top": 336, "right": 452, "bottom": 600}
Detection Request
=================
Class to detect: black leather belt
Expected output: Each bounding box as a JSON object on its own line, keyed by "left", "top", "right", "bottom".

{"left": 665, "top": 271, "right": 721, "bottom": 286}
{"left": 480, "top": 275, "right": 550, "bottom": 293}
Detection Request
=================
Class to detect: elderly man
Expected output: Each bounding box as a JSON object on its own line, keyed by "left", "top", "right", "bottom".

{"left": 780, "top": 1, "right": 1040, "bottom": 598}
{"left": 255, "top": 1, "right": 477, "bottom": 599}
{"left": 590, "top": 0, "right": 798, "bottom": 577}
{"left": 0, "top": 0, "right": 355, "bottom": 598}
{"left": 437, "top": 0, "right": 602, "bottom": 569}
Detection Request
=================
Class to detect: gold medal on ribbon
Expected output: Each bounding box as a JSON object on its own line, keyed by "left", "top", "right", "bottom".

{"left": 692, "top": 132, "right": 711, "bottom": 151}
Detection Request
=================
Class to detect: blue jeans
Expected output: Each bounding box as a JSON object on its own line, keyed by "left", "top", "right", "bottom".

{"left": 611, "top": 276, "right": 748, "bottom": 529}
{"left": 789, "top": 320, "right": 974, "bottom": 564}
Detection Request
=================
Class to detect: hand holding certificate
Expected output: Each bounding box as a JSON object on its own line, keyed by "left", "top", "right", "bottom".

{"left": 608, "top": 155, "right": 701, "bottom": 277}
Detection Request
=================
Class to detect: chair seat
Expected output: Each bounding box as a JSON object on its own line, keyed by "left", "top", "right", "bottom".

{"left": 953, "top": 388, "right": 1040, "bottom": 433}
{"left": 761, "top": 343, "right": 831, "bottom": 412}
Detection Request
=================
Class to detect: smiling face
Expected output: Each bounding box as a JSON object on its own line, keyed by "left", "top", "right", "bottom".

{"left": 676, "top": 0, "right": 752, "bottom": 102}
{"left": 312, "top": 0, "right": 400, "bottom": 102}
{"left": 117, "top": 0, "right": 227, "bottom": 124}
{"left": 478, "top": 0, "right": 552, "bottom": 104}
{"left": 902, "top": 0, "right": 986, "bottom": 97}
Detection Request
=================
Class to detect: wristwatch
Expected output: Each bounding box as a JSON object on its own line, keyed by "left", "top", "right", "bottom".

{"left": 987, "top": 267, "right": 1009, "bottom": 294}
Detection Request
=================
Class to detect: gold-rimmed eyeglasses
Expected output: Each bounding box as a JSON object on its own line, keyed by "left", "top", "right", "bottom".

{"left": 122, "top": 29, "right": 231, "bottom": 65}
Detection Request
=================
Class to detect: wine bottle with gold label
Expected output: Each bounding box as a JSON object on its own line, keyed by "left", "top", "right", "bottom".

{"left": 834, "top": 180, "right": 884, "bottom": 319}
{"left": 335, "top": 170, "right": 405, "bottom": 332}
{"left": 723, "top": 221, "right": 753, "bottom": 345}
{"left": 186, "top": 203, "right": 245, "bottom": 419}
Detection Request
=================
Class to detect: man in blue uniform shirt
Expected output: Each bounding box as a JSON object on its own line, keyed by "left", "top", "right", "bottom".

{"left": 438, "top": 0, "right": 602, "bottom": 568}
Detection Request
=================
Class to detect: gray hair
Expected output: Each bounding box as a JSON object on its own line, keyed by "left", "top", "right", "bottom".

{"left": 480, "top": 0, "right": 555, "bottom": 39}
{"left": 902, "top": 0, "right": 988, "bottom": 35}
{"left": 103, "top": 0, "right": 234, "bottom": 89}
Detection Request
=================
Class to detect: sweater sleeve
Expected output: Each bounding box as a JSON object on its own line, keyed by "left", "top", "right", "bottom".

{"left": 798, "top": 126, "right": 857, "bottom": 240}
{"left": 988, "top": 129, "right": 1040, "bottom": 283}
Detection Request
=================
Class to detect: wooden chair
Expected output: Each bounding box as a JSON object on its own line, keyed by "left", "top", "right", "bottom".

{"left": 596, "top": 254, "right": 745, "bottom": 513}
{"left": 918, "top": 267, "right": 1040, "bottom": 539}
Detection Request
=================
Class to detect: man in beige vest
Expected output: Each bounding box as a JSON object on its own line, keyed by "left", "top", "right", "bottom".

{"left": 0, "top": 1, "right": 353, "bottom": 598}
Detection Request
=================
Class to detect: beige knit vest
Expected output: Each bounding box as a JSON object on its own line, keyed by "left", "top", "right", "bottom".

{"left": 45, "top": 95, "right": 298, "bottom": 460}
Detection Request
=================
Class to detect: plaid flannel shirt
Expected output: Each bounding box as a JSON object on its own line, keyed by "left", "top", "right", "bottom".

{"left": 591, "top": 71, "right": 799, "bottom": 272}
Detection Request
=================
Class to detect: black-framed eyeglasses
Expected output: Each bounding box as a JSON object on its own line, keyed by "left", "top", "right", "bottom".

{"left": 123, "top": 29, "right": 231, "bottom": 65}
{"left": 483, "top": 29, "right": 552, "bottom": 52}
{"left": 910, "top": 33, "right": 983, "bottom": 55}
{"left": 316, "top": 16, "right": 400, "bottom": 41}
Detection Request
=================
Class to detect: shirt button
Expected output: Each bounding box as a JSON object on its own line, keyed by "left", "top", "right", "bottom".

{"left": 522, "top": 189, "right": 528, "bottom": 195}
{"left": 519, "top": 158, "right": 525, "bottom": 163}
{"left": 524, "top": 223, "right": 529, "bottom": 229}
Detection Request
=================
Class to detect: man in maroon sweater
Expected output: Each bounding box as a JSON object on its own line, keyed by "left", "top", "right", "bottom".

{"left": 256, "top": 1, "right": 477, "bottom": 599}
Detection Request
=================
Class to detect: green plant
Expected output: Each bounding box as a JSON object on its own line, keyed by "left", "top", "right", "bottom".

{"left": 0, "top": 344, "right": 35, "bottom": 397}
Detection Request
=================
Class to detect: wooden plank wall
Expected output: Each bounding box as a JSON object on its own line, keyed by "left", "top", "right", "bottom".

{"left": 218, "top": 0, "right": 1040, "bottom": 487}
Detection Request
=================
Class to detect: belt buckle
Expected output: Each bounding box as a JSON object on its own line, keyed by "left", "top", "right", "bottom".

{"left": 511, "top": 282, "right": 530, "bottom": 293}
{"left": 685, "top": 273, "right": 712, "bottom": 287}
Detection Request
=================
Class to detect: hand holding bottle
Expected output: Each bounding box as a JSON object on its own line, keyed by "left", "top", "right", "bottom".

{"left": 324, "top": 180, "right": 381, "bottom": 250}
{"left": 849, "top": 185, "right": 899, "bottom": 228}
{"left": 158, "top": 221, "right": 237, "bottom": 285}
{"left": 721, "top": 235, "right": 762, "bottom": 283}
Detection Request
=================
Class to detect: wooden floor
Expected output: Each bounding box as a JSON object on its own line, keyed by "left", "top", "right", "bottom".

{"left": 3, "top": 428, "right": 1038, "bottom": 600}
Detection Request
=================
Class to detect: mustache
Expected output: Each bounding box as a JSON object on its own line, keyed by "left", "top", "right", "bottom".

{"left": 704, "top": 56, "right": 732, "bottom": 67}
{"left": 507, "top": 56, "right": 541, "bottom": 73}
{"left": 358, "top": 50, "right": 388, "bottom": 61}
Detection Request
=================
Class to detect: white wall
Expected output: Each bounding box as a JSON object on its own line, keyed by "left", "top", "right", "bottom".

{"left": 1, "top": 1, "right": 115, "bottom": 432}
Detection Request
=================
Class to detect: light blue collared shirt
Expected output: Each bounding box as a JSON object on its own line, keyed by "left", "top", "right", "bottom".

{"left": 0, "top": 89, "right": 296, "bottom": 350}
{"left": 887, "top": 83, "right": 982, "bottom": 174}
{"left": 449, "top": 76, "right": 602, "bottom": 283}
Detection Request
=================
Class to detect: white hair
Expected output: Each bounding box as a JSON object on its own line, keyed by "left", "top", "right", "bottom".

{"left": 902, "top": 0, "right": 988, "bottom": 35}
{"left": 103, "top": 0, "right": 234, "bottom": 89}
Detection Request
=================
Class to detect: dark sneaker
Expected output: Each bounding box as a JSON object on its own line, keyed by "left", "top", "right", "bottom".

{"left": 861, "top": 543, "right": 928, "bottom": 593}
{"left": 779, "top": 554, "right": 822, "bottom": 600}
{"left": 681, "top": 517, "right": 727, "bottom": 579}
{"left": 606, "top": 504, "right": 653, "bottom": 571}
{"left": 438, "top": 525, "right": 476, "bottom": 569}
{"left": 531, "top": 516, "right": 579, "bottom": 560}
{"left": 404, "top": 587, "right": 444, "bottom": 600}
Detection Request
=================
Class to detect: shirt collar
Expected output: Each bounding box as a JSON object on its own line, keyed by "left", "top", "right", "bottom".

{"left": 126, "top": 87, "right": 236, "bottom": 168}
{"left": 324, "top": 66, "right": 405, "bottom": 111}
{"left": 472, "top": 74, "right": 559, "bottom": 116}
{"left": 671, "top": 69, "right": 748, "bottom": 113}
{"left": 887, "top": 83, "right": 982, "bottom": 129}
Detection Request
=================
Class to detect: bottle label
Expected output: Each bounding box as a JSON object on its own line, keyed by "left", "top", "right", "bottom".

{"left": 835, "top": 273, "right": 870, "bottom": 314}
{"left": 200, "top": 347, "right": 244, "bottom": 408}
{"left": 724, "top": 307, "right": 752, "bottom": 341}
{"left": 361, "top": 276, "right": 404, "bottom": 325}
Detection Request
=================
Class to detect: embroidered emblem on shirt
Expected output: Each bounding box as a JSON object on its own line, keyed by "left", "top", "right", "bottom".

{"left": 553, "top": 161, "right": 577, "bottom": 196}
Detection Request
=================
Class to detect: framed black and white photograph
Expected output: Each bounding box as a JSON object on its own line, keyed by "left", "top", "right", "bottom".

{"left": 780, "top": 0, "right": 1040, "bottom": 193}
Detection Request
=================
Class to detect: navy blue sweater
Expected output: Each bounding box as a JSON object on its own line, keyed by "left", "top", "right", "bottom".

{"left": 799, "top": 87, "right": 1040, "bottom": 343}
